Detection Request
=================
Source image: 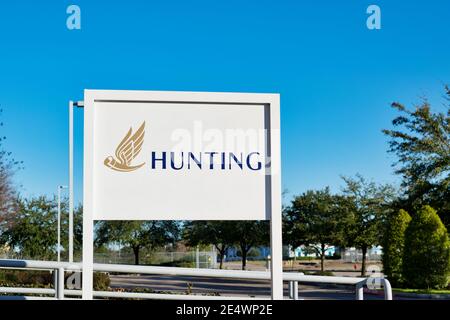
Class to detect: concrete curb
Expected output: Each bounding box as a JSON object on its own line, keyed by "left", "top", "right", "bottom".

{"left": 364, "top": 288, "right": 450, "bottom": 300}
{"left": 393, "top": 292, "right": 450, "bottom": 300}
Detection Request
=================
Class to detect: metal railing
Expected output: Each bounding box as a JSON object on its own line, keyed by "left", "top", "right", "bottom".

{"left": 0, "top": 259, "right": 392, "bottom": 300}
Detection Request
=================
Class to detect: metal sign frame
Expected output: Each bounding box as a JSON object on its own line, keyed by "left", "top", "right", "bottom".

{"left": 82, "top": 90, "right": 283, "bottom": 299}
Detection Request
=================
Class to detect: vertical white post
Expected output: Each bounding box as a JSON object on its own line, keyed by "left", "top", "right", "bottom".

{"left": 381, "top": 278, "right": 393, "bottom": 300}
{"left": 82, "top": 219, "right": 94, "bottom": 300}
{"left": 270, "top": 214, "right": 284, "bottom": 300}
{"left": 293, "top": 281, "right": 299, "bottom": 300}
{"left": 269, "top": 95, "right": 283, "bottom": 300}
{"left": 356, "top": 283, "right": 364, "bottom": 300}
{"left": 82, "top": 96, "right": 94, "bottom": 300}
{"left": 53, "top": 269, "right": 58, "bottom": 298}
{"left": 57, "top": 267, "right": 65, "bottom": 300}
{"left": 57, "top": 186, "right": 61, "bottom": 262}
{"left": 69, "top": 101, "right": 74, "bottom": 263}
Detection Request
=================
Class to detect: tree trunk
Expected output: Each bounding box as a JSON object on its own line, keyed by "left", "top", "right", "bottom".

{"left": 361, "top": 246, "right": 367, "bottom": 276}
{"left": 241, "top": 246, "right": 248, "bottom": 270}
{"left": 320, "top": 243, "right": 325, "bottom": 272}
{"left": 216, "top": 244, "right": 226, "bottom": 269}
{"left": 219, "top": 255, "right": 224, "bottom": 269}
{"left": 133, "top": 246, "right": 140, "bottom": 265}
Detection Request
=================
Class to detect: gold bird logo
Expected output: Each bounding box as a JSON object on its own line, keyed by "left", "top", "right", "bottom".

{"left": 104, "top": 122, "right": 146, "bottom": 172}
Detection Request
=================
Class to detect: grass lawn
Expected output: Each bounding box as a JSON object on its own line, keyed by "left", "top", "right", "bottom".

{"left": 393, "top": 288, "right": 450, "bottom": 295}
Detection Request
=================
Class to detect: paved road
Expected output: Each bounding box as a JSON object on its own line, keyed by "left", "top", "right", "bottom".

{"left": 110, "top": 274, "right": 388, "bottom": 300}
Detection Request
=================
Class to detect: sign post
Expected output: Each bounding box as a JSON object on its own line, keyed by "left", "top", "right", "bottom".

{"left": 82, "top": 90, "right": 282, "bottom": 299}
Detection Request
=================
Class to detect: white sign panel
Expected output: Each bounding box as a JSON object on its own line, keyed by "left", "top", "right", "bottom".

{"left": 86, "top": 91, "right": 280, "bottom": 221}
{"left": 93, "top": 102, "right": 267, "bottom": 220}
{"left": 82, "top": 90, "right": 283, "bottom": 299}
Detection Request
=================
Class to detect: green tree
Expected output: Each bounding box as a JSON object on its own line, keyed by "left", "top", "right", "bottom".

{"left": 383, "top": 86, "right": 450, "bottom": 228}
{"left": 95, "top": 221, "right": 180, "bottom": 265}
{"left": 342, "top": 174, "right": 397, "bottom": 276}
{"left": 403, "top": 205, "right": 450, "bottom": 289}
{"left": 284, "top": 188, "right": 352, "bottom": 272}
{"left": 0, "top": 196, "right": 57, "bottom": 259}
{"left": 58, "top": 201, "right": 83, "bottom": 261}
{"left": 0, "top": 108, "right": 23, "bottom": 232}
{"left": 381, "top": 209, "right": 411, "bottom": 287}
{"left": 183, "top": 221, "right": 235, "bottom": 269}
{"left": 72, "top": 204, "right": 83, "bottom": 259}
{"left": 0, "top": 196, "right": 83, "bottom": 260}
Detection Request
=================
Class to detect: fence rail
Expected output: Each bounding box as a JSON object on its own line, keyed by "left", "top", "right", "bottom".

{"left": 0, "top": 259, "right": 392, "bottom": 300}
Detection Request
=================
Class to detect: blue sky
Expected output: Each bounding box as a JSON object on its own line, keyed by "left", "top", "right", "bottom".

{"left": 0, "top": 1, "right": 449, "bottom": 205}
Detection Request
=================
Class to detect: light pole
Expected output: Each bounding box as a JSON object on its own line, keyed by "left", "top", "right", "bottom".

{"left": 69, "top": 100, "right": 83, "bottom": 263}
{"left": 69, "top": 101, "right": 73, "bottom": 263}
{"left": 57, "top": 185, "right": 68, "bottom": 262}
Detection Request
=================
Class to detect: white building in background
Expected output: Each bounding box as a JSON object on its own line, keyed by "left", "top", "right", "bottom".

{"left": 285, "top": 245, "right": 383, "bottom": 261}
{"left": 342, "top": 246, "right": 382, "bottom": 262}
{"left": 286, "top": 245, "right": 338, "bottom": 258}
{"left": 222, "top": 244, "right": 383, "bottom": 262}
{"left": 224, "top": 246, "right": 271, "bottom": 261}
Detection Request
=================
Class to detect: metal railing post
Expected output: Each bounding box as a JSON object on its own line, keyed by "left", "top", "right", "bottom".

{"left": 293, "top": 281, "right": 298, "bottom": 300}
{"left": 57, "top": 267, "right": 65, "bottom": 300}
{"left": 288, "top": 281, "right": 293, "bottom": 299}
{"left": 355, "top": 282, "right": 364, "bottom": 300}
{"left": 381, "top": 278, "right": 393, "bottom": 300}
{"left": 53, "top": 269, "right": 58, "bottom": 298}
